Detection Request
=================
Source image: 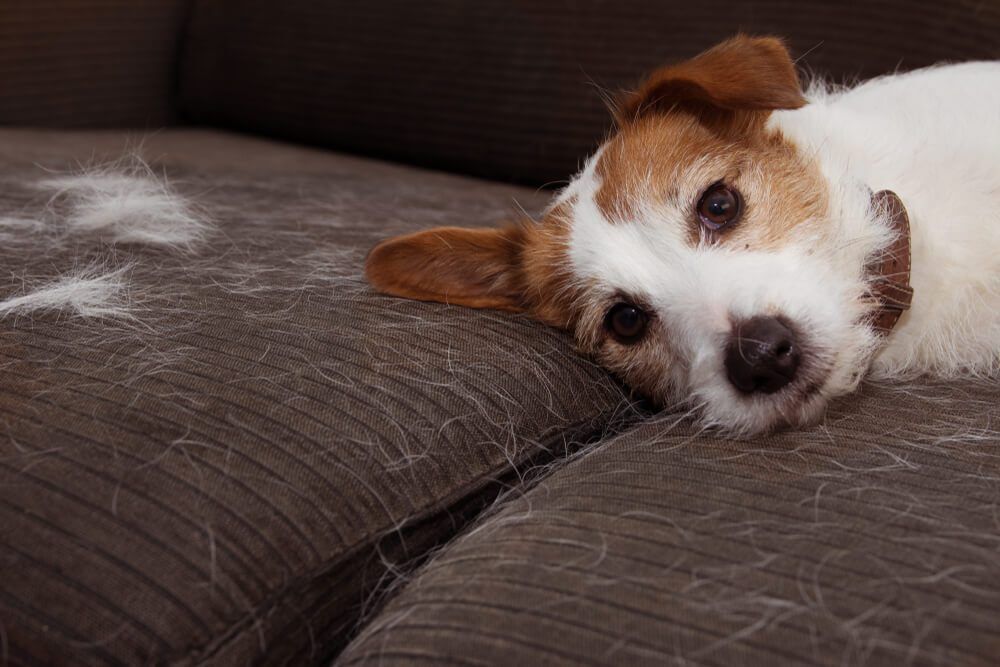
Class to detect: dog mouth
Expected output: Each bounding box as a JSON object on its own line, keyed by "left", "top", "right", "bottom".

{"left": 760, "top": 369, "right": 832, "bottom": 428}
{"left": 731, "top": 361, "right": 833, "bottom": 432}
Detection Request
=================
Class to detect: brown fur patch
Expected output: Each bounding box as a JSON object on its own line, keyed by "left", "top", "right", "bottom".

{"left": 594, "top": 113, "right": 827, "bottom": 250}
{"left": 615, "top": 35, "right": 806, "bottom": 126}
{"left": 594, "top": 336, "right": 673, "bottom": 402}
{"left": 595, "top": 113, "right": 724, "bottom": 224}
{"left": 519, "top": 203, "right": 587, "bottom": 329}
{"left": 723, "top": 129, "right": 829, "bottom": 250}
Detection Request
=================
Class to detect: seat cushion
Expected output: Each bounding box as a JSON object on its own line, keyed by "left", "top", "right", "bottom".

{"left": 0, "top": 129, "right": 633, "bottom": 665}
{"left": 178, "top": 0, "right": 1000, "bottom": 185}
{"left": 337, "top": 380, "right": 1000, "bottom": 666}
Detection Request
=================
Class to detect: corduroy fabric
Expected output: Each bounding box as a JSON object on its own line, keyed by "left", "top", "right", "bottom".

{"left": 0, "top": 0, "right": 188, "bottom": 128}
{"left": 178, "top": 0, "right": 1000, "bottom": 186}
{"left": 338, "top": 380, "right": 1000, "bottom": 666}
{"left": 0, "top": 128, "right": 634, "bottom": 665}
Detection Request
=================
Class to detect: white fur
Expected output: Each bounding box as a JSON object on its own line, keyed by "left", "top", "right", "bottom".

{"left": 0, "top": 217, "right": 47, "bottom": 241}
{"left": 0, "top": 263, "right": 133, "bottom": 319}
{"left": 562, "top": 62, "right": 1000, "bottom": 433}
{"left": 773, "top": 63, "right": 1000, "bottom": 378}
{"left": 37, "top": 157, "right": 210, "bottom": 250}
{"left": 0, "top": 158, "right": 211, "bottom": 320}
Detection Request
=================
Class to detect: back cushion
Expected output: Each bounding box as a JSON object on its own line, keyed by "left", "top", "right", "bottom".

{"left": 179, "top": 0, "right": 1000, "bottom": 185}
{"left": 0, "top": 0, "right": 188, "bottom": 127}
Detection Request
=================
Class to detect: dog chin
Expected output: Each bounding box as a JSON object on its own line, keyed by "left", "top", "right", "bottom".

{"left": 690, "top": 381, "right": 828, "bottom": 436}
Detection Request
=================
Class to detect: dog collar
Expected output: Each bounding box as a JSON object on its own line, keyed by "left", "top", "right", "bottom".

{"left": 867, "top": 190, "right": 914, "bottom": 335}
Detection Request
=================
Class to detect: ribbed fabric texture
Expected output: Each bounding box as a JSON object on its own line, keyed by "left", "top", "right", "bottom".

{"left": 0, "top": 128, "right": 632, "bottom": 665}
{"left": 0, "top": 0, "right": 188, "bottom": 127}
{"left": 179, "top": 0, "right": 1000, "bottom": 185}
{"left": 338, "top": 380, "right": 1000, "bottom": 666}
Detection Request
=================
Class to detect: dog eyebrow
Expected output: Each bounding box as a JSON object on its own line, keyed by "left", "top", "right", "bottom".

{"left": 605, "top": 290, "right": 656, "bottom": 316}
{"left": 659, "top": 184, "right": 683, "bottom": 205}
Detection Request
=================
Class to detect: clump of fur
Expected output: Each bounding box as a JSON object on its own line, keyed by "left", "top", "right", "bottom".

{"left": 37, "top": 156, "right": 211, "bottom": 251}
{"left": 0, "top": 156, "right": 213, "bottom": 321}
{"left": 0, "top": 217, "right": 47, "bottom": 242}
{"left": 0, "top": 263, "right": 134, "bottom": 319}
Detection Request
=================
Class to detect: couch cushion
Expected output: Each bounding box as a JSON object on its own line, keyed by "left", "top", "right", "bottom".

{"left": 337, "top": 380, "right": 1000, "bottom": 666}
{"left": 0, "top": 1, "right": 188, "bottom": 127}
{"left": 0, "top": 129, "right": 634, "bottom": 665}
{"left": 178, "top": 0, "right": 1000, "bottom": 185}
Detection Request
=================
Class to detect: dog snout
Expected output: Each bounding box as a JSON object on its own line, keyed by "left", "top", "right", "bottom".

{"left": 725, "top": 316, "right": 801, "bottom": 394}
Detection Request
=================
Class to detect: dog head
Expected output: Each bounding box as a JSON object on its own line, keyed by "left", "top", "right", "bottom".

{"left": 366, "top": 36, "right": 900, "bottom": 434}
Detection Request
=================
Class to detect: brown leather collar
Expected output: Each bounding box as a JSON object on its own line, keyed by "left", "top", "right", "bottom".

{"left": 866, "top": 190, "right": 914, "bottom": 335}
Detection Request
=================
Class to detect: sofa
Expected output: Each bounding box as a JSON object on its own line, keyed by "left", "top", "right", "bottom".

{"left": 2, "top": 2, "right": 999, "bottom": 665}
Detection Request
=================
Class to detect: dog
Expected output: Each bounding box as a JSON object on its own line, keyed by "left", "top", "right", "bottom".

{"left": 365, "top": 36, "right": 1000, "bottom": 434}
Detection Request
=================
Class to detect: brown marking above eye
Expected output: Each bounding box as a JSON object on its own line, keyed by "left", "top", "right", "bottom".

{"left": 593, "top": 113, "right": 723, "bottom": 225}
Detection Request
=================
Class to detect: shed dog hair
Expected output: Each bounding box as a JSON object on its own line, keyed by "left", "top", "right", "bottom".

{"left": 366, "top": 36, "right": 1000, "bottom": 434}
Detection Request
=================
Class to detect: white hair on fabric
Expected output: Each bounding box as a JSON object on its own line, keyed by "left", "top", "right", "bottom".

{"left": 0, "top": 262, "right": 134, "bottom": 319}
{"left": 0, "top": 216, "right": 48, "bottom": 241}
{"left": 0, "top": 155, "right": 214, "bottom": 320}
{"left": 36, "top": 155, "right": 211, "bottom": 251}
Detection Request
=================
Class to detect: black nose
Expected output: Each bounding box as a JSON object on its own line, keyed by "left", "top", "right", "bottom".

{"left": 725, "top": 316, "right": 801, "bottom": 394}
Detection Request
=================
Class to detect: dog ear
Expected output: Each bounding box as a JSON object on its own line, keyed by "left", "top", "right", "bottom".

{"left": 615, "top": 35, "right": 806, "bottom": 125}
{"left": 365, "top": 226, "right": 527, "bottom": 311}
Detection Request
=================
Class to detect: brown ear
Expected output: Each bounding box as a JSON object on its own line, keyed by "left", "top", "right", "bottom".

{"left": 616, "top": 35, "right": 806, "bottom": 124}
{"left": 365, "top": 226, "right": 526, "bottom": 311}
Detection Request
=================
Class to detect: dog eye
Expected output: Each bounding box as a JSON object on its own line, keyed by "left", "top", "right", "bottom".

{"left": 605, "top": 303, "right": 648, "bottom": 344}
{"left": 697, "top": 183, "right": 742, "bottom": 230}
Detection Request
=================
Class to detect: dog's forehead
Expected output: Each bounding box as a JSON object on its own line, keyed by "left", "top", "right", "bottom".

{"left": 554, "top": 117, "right": 724, "bottom": 284}
{"left": 592, "top": 114, "right": 733, "bottom": 223}
{"left": 554, "top": 115, "right": 831, "bottom": 257}
{"left": 542, "top": 115, "right": 834, "bottom": 318}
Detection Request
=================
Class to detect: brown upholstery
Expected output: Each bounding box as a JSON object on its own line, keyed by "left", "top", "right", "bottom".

{"left": 4, "top": 3, "right": 1000, "bottom": 665}
{"left": 178, "top": 0, "right": 1000, "bottom": 185}
{"left": 0, "top": 129, "right": 633, "bottom": 665}
{"left": 337, "top": 380, "right": 1000, "bottom": 666}
{"left": 0, "top": 1, "right": 188, "bottom": 128}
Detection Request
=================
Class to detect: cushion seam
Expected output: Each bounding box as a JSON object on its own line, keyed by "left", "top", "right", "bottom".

{"left": 165, "top": 402, "right": 642, "bottom": 665}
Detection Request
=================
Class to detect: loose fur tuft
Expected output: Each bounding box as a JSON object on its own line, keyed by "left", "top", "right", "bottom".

{"left": 0, "top": 217, "right": 47, "bottom": 241}
{"left": 0, "top": 263, "right": 134, "bottom": 319}
{"left": 0, "top": 156, "right": 213, "bottom": 321}
{"left": 37, "top": 156, "right": 211, "bottom": 251}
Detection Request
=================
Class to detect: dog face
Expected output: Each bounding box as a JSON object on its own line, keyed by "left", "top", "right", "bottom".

{"left": 366, "top": 36, "right": 891, "bottom": 434}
